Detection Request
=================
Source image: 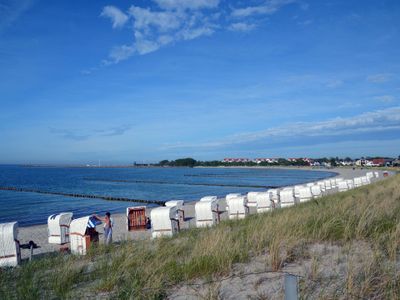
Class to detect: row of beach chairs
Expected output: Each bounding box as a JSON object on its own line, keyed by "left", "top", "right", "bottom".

{"left": 0, "top": 172, "right": 380, "bottom": 265}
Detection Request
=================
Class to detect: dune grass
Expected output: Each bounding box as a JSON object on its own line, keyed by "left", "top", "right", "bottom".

{"left": 1, "top": 174, "right": 400, "bottom": 299}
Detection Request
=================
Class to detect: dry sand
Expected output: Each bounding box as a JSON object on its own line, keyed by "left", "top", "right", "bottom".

{"left": 17, "top": 168, "right": 388, "bottom": 259}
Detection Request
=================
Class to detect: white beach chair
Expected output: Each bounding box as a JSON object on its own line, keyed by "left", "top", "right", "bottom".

{"left": 335, "top": 178, "right": 344, "bottom": 187}
{"left": 330, "top": 179, "right": 337, "bottom": 189}
{"left": 195, "top": 196, "right": 221, "bottom": 227}
{"left": 361, "top": 176, "right": 370, "bottom": 185}
{"left": 48, "top": 212, "right": 73, "bottom": 245}
{"left": 69, "top": 216, "right": 91, "bottom": 255}
{"left": 268, "top": 189, "right": 280, "bottom": 208}
{"left": 280, "top": 188, "right": 296, "bottom": 207}
{"left": 226, "top": 195, "right": 249, "bottom": 220}
{"left": 317, "top": 181, "right": 326, "bottom": 193}
{"left": 374, "top": 171, "right": 379, "bottom": 178}
{"left": 226, "top": 193, "right": 242, "bottom": 201}
{"left": 306, "top": 182, "right": 315, "bottom": 187}
{"left": 324, "top": 180, "right": 332, "bottom": 191}
{"left": 338, "top": 181, "right": 349, "bottom": 192}
{"left": 255, "top": 192, "right": 274, "bottom": 213}
{"left": 298, "top": 187, "right": 313, "bottom": 202}
{"left": 310, "top": 185, "right": 322, "bottom": 198}
{"left": 294, "top": 185, "right": 303, "bottom": 199}
{"left": 247, "top": 191, "right": 261, "bottom": 208}
{"left": 346, "top": 179, "right": 354, "bottom": 189}
{"left": 150, "top": 206, "right": 180, "bottom": 239}
{"left": 165, "top": 200, "right": 185, "bottom": 226}
{"left": 353, "top": 177, "right": 363, "bottom": 188}
{"left": 366, "top": 172, "right": 374, "bottom": 180}
{"left": 0, "top": 222, "right": 21, "bottom": 268}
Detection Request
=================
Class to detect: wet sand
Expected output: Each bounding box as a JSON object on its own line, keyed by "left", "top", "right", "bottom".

{"left": 17, "top": 168, "right": 388, "bottom": 259}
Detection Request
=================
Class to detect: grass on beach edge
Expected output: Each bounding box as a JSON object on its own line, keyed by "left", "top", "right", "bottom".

{"left": 1, "top": 174, "right": 400, "bottom": 299}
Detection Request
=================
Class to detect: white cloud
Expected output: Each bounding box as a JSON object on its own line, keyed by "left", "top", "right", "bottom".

{"left": 164, "top": 107, "right": 400, "bottom": 149}
{"left": 100, "top": 6, "right": 129, "bottom": 29}
{"left": 153, "top": 0, "right": 219, "bottom": 10}
{"left": 367, "top": 73, "right": 392, "bottom": 83}
{"left": 374, "top": 95, "right": 395, "bottom": 103}
{"left": 108, "top": 44, "right": 136, "bottom": 63}
{"left": 231, "top": 0, "right": 295, "bottom": 18}
{"left": 325, "top": 79, "right": 343, "bottom": 88}
{"left": 228, "top": 22, "right": 257, "bottom": 32}
{"left": 100, "top": 0, "right": 296, "bottom": 63}
{"left": 102, "top": 2, "right": 219, "bottom": 63}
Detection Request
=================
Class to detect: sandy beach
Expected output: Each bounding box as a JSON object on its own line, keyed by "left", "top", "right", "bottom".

{"left": 17, "top": 167, "right": 388, "bottom": 259}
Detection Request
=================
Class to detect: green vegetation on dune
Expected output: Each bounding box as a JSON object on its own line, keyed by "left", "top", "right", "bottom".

{"left": 1, "top": 175, "right": 400, "bottom": 299}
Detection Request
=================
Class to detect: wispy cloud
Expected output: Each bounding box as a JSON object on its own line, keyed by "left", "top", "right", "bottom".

{"left": 100, "top": 5, "right": 129, "bottom": 29}
{"left": 231, "top": 0, "right": 295, "bottom": 18}
{"left": 0, "top": 0, "right": 33, "bottom": 32}
{"left": 153, "top": 0, "right": 220, "bottom": 10}
{"left": 325, "top": 79, "right": 343, "bottom": 88}
{"left": 374, "top": 95, "right": 395, "bottom": 103}
{"left": 367, "top": 73, "right": 392, "bottom": 83}
{"left": 50, "top": 125, "right": 132, "bottom": 141}
{"left": 228, "top": 22, "right": 257, "bottom": 32}
{"left": 164, "top": 107, "right": 400, "bottom": 150}
{"left": 101, "top": 0, "right": 296, "bottom": 64}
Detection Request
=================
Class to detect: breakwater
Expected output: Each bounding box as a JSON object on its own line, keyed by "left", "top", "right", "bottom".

{"left": 83, "top": 178, "right": 273, "bottom": 189}
{"left": 0, "top": 186, "right": 165, "bottom": 205}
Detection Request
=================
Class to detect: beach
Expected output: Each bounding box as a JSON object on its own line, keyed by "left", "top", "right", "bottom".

{"left": 17, "top": 167, "right": 387, "bottom": 260}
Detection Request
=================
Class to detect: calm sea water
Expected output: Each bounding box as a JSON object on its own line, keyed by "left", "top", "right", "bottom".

{"left": 0, "top": 165, "right": 335, "bottom": 226}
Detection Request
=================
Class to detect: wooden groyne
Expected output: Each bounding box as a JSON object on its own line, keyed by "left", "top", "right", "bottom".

{"left": 83, "top": 178, "right": 273, "bottom": 189}
{"left": 0, "top": 186, "right": 165, "bottom": 205}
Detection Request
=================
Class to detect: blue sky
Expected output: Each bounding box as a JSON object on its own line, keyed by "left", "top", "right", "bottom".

{"left": 0, "top": 0, "right": 399, "bottom": 164}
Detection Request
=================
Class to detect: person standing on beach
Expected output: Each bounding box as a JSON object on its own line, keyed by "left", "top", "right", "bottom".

{"left": 94, "top": 212, "right": 113, "bottom": 245}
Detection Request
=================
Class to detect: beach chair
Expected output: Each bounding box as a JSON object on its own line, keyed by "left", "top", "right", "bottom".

{"left": 366, "top": 172, "right": 374, "bottom": 180}
{"left": 330, "top": 179, "right": 337, "bottom": 189}
{"left": 268, "top": 189, "right": 280, "bottom": 208}
{"left": 374, "top": 171, "right": 379, "bottom": 178}
{"left": 294, "top": 185, "right": 303, "bottom": 199}
{"left": 247, "top": 191, "right": 261, "bottom": 209}
{"left": 317, "top": 181, "right": 326, "bottom": 193}
{"left": 338, "top": 181, "right": 349, "bottom": 192}
{"left": 195, "top": 196, "right": 221, "bottom": 227}
{"left": 353, "top": 177, "right": 363, "bottom": 188}
{"left": 310, "top": 185, "right": 322, "bottom": 198}
{"left": 127, "top": 206, "right": 147, "bottom": 231}
{"left": 69, "top": 216, "right": 100, "bottom": 255}
{"left": 298, "top": 187, "right": 313, "bottom": 202}
{"left": 226, "top": 195, "right": 249, "bottom": 220}
{"left": 165, "top": 200, "right": 185, "bottom": 226}
{"left": 150, "top": 206, "right": 180, "bottom": 239}
{"left": 323, "top": 180, "right": 332, "bottom": 191}
{"left": 346, "top": 179, "right": 354, "bottom": 189}
{"left": 306, "top": 182, "right": 315, "bottom": 187}
{"left": 0, "top": 222, "right": 21, "bottom": 267}
{"left": 280, "top": 188, "right": 296, "bottom": 207}
{"left": 48, "top": 212, "right": 73, "bottom": 245}
{"left": 335, "top": 178, "right": 344, "bottom": 186}
{"left": 255, "top": 192, "right": 274, "bottom": 213}
{"left": 361, "top": 176, "right": 370, "bottom": 185}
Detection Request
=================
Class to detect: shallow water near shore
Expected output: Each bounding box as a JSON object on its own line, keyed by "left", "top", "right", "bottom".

{"left": 0, "top": 165, "right": 335, "bottom": 226}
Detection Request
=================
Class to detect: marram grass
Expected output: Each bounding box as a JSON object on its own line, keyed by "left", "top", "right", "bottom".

{"left": 1, "top": 174, "right": 400, "bottom": 299}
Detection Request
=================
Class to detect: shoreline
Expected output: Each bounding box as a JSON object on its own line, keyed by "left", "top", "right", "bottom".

{"left": 14, "top": 167, "right": 383, "bottom": 259}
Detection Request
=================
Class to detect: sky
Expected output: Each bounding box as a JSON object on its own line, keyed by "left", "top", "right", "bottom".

{"left": 0, "top": 0, "right": 399, "bottom": 164}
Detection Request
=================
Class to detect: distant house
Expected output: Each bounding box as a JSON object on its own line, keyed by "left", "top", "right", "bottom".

{"left": 372, "top": 158, "right": 385, "bottom": 167}
{"left": 254, "top": 158, "right": 278, "bottom": 164}
{"left": 355, "top": 159, "right": 373, "bottom": 166}
{"left": 222, "top": 158, "right": 251, "bottom": 163}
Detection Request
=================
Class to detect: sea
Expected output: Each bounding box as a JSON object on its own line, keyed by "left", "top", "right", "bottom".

{"left": 0, "top": 165, "right": 335, "bottom": 226}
